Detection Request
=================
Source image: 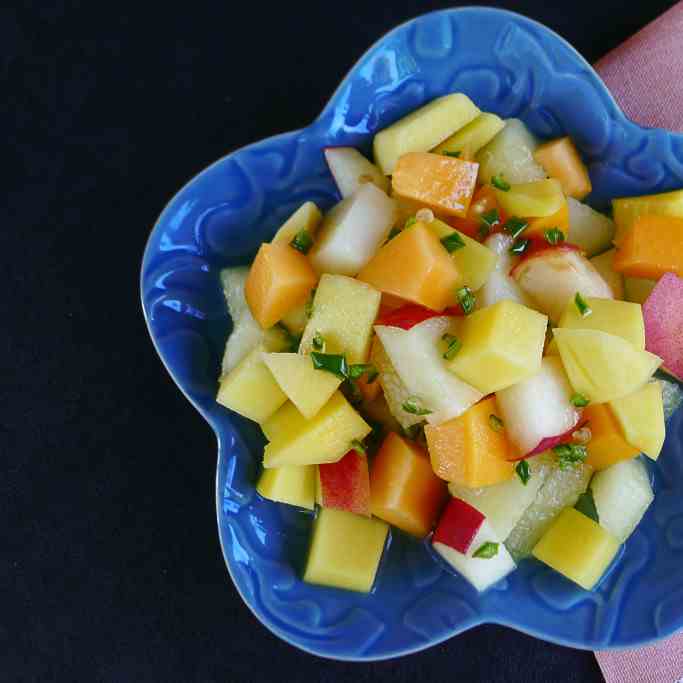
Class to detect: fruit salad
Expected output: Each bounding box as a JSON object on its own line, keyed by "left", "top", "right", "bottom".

{"left": 215, "top": 92, "right": 683, "bottom": 595}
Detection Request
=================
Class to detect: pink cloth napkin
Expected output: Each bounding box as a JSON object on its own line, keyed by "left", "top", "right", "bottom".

{"left": 592, "top": 3, "right": 683, "bottom": 680}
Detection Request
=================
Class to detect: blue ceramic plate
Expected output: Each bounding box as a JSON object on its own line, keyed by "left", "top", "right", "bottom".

{"left": 141, "top": 7, "right": 683, "bottom": 660}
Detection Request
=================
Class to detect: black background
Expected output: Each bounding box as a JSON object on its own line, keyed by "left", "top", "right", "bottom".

{"left": 4, "top": 1, "right": 677, "bottom": 681}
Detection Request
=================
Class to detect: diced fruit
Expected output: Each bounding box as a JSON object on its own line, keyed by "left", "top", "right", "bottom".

{"left": 433, "top": 499, "right": 516, "bottom": 592}
{"left": 392, "top": 152, "right": 479, "bottom": 218}
{"left": 591, "top": 458, "right": 654, "bottom": 542}
{"left": 245, "top": 242, "right": 317, "bottom": 329}
{"left": 554, "top": 328, "right": 661, "bottom": 403}
{"left": 447, "top": 184, "right": 507, "bottom": 238}
{"left": 447, "top": 300, "right": 547, "bottom": 394}
{"left": 375, "top": 303, "right": 450, "bottom": 330}
{"left": 303, "top": 508, "right": 389, "bottom": 593}
{"left": 582, "top": 402, "right": 640, "bottom": 470}
{"left": 494, "top": 178, "right": 565, "bottom": 218}
{"left": 624, "top": 276, "right": 657, "bottom": 304}
{"left": 216, "top": 346, "right": 288, "bottom": 423}
{"left": 642, "top": 273, "right": 683, "bottom": 381}
{"left": 309, "top": 183, "right": 396, "bottom": 276}
{"left": 262, "top": 352, "right": 342, "bottom": 419}
{"left": 533, "top": 137, "right": 592, "bottom": 200}
{"left": 532, "top": 508, "right": 620, "bottom": 590}
{"left": 261, "top": 402, "right": 306, "bottom": 442}
{"left": 505, "top": 459, "right": 593, "bottom": 559}
{"left": 496, "top": 356, "right": 581, "bottom": 457}
{"left": 358, "top": 222, "right": 461, "bottom": 311}
{"left": 512, "top": 246, "right": 613, "bottom": 322}
{"left": 375, "top": 317, "right": 483, "bottom": 425}
{"left": 256, "top": 464, "right": 316, "bottom": 510}
{"left": 373, "top": 93, "right": 480, "bottom": 174}
{"left": 359, "top": 392, "right": 401, "bottom": 434}
{"left": 449, "top": 452, "right": 555, "bottom": 540}
{"left": 299, "top": 274, "right": 381, "bottom": 363}
{"left": 318, "top": 450, "right": 371, "bottom": 516}
{"left": 524, "top": 199, "right": 569, "bottom": 240}
{"left": 613, "top": 214, "right": 683, "bottom": 279}
{"left": 567, "top": 198, "right": 615, "bottom": 257}
{"left": 476, "top": 118, "right": 546, "bottom": 184}
{"left": 370, "top": 432, "right": 448, "bottom": 537}
{"left": 557, "top": 297, "right": 645, "bottom": 349}
{"left": 356, "top": 371, "right": 381, "bottom": 402}
{"left": 433, "top": 112, "right": 505, "bottom": 157}
{"left": 425, "top": 396, "right": 514, "bottom": 486}
{"left": 324, "top": 147, "right": 389, "bottom": 198}
{"left": 610, "top": 381, "right": 665, "bottom": 461}
{"left": 590, "top": 249, "right": 624, "bottom": 300}
{"left": 478, "top": 233, "right": 532, "bottom": 308}
{"left": 271, "top": 201, "right": 323, "bottom": 245}
{"left": 427, "top": 218, "right": 497, "bottom": 291}
{"left": 613, "top": 188, "right": 683, "bottom": 244}
{"left": 263, "top": 391, "right": 371, "bottom": 467}
{"left": 279, "top": 302, "right": 308, "bottom": 335}
{"left": 220, "top": 267, "right": 289, "bottom": 372}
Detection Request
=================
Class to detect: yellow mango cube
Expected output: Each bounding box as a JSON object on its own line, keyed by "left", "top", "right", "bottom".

{"left": 558, "top": 297, "right": 645, "bottom": 349}
{"left": 447, "top": 300, "right": 547, "bottom": 393}
{"left": 256, "top": 465, "right": 316, "bottom": 510}
{"left": 216, "top": 347, "right": 287, "bottom": 423}
{"left": 303, "top": 508, "right": 389, "bottom": 592}
{"left": 532, "top": 508, "right": 620, "bottom": 590}
{"left": 263, "top": 391, "right": 371, "bottom": 467}
{"left": 271, "top": 201, "right": 323, "bottom": 245}
{"left": 433, "top": 112, "right": 505, "bottom": 157}
{"left": 494, "top": 178, "right": 565, "bottom": 218}
{"left": 373, "top": 93, "right": 480, "bottom": 174}
{"left": 609, "top": 381, "right": 665, "bottom": 461}
{"left": 261, "top": 402, "right": 306, "bottom": 441}
{"left": 262, "top": 352, "right": 342, "bottom": 419}
{"left": 298, "top": 274, "right": 381, "bottom": 363}
{"left": 613, "top": 188, "right": 683, "bottom": 244}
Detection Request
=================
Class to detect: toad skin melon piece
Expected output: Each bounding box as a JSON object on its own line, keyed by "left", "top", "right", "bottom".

{"left": 590, "top": 249, "right": 624, "bottom": 300}
{"left": 613, "top": 188, "right": 683, "bottom": 244}
{"left": 303, "top": 507, "right": 389, "bottom": 593}
{"left": 425, "top": 396, "right": 514, "bottom": 487}
{"left": 523, "top": 199, "right": 570, "bottom": 240}
{"left": 533, "top": 137, "right": 592, "bottom": 200}
{"left": 613, "top": 214, "right": 683, "bottom": 280}
{"left": 373, "top": 93, "right": 480, "bottom": 174}
{"left": 256, "top": 464, "right": 316, "bottom": 510}
{"left": 298, "top": 274, "right": 381, "bottom": 363}
{"left": 271, "top": 201, "right": 322, "bottom": 245}
{"left": 581, "top": 402, "right": 640, "bottom": 471}
{"left": 370, "top": 432, "right": 448, "bottom": 538}
{"left": 567, "top": 198, "right": 616, "bottom": 257}
{"left": 494, "top": 178, "right": 565, "bottom": 218}
{"left": 263, "top": 391, "right": 371, "bottom": 468}
{"left": 433, "top": 112, "right": 505, "bottom": 158}
{"left": 532, "top": 508, "right": 620, "bottom": 590}
{"left": 318, "top": 450, "right": 371, "bottom": 516}
{"left": 642, "top": 273, "right": 683, "bottom": 381}
{"left": 447, "top": 300, "right": 547, "bottom": 394}
{"left": 357, "top": 222, "right": 461, "bottom": 311}
{"left": 323, "top": 147, "right": 389, "bottom": 198}
{"left": 245, "top": 242, "right": 318, "bottom": 329}
{"left": 391, "top": 152, "right": 479, "bottom": 218}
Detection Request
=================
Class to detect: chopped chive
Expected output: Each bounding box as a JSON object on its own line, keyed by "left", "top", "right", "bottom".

{"left": 442, "top": 333, "right": 462, "bottom": 360}
{"left": 515, "top": 460, "right": 531, "bottom": 485}
{"left": 570, "top": 392, "right": 590, "bottom": 408}
{"left": 402, "top": 397, "right": 432, "bottom": 416}
{"left": 504, "top": 216, "right": 528, "bottom": 239}
{"left": 442, "top": 150, "right": 461, "bottom": 157}
{"left": 510, "top": 238, "right": 530, "bottom": 255}
{"left": 552, "top": 443, "right": 588, "bottom": 470}
{"left": 312, "top": 331, "right": 325, "bottom": 352}
{"left": 473, "top": 541, "right": 499, "bottom": 559}
{"left": 544, "top": 228, "right": 565, "bottom": 245}
{"left": 491, "top": 175, "right": 510, "bottom": 191}
{"left": 290, "top": 229, "right": 313, "bottom": 254}
{"left": 404, "top": 216, "right": 417, "bottom": 229}
{"left": 575, "top": 489, "right": 600, "bottom": 523}
{"left": 311, "top": 352, "right": 349, "bottom": 379}
{"left": 440, "top": 231, "right": 466, "bottom": 253}
{"left": 488, "top": 414, "right": 504, "bottom": 432}
{"left": 386, "top": 226, "right": 401, "bottom": 243}
{"left": 456, "top": 286, "right": 476, "bottom": 315}
{"left": 575, "top": 292, "right": 592, "bottom": 318}
{"left": 348, "top": 363, "right": 376, "bottom": 380}
{"left": 350, "top": 438, "right": 366, "bottom": 455}
{"left": 305, "top": 288, "right": 316, "bottom": 319}
{"left": 478, "top": 208, "right": 500, "bottom": 240}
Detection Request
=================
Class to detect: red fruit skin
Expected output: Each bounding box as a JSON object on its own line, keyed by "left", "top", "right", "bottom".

{"left": 318, "top": 450, "right": 371, "bottom": 516}
{"left": 508, "top": 418, "right": 588, "bottom": 461}
{"left": 432, "top": 497, "right": 485, "bottom": 554}
{"left": 509, "top": 242, "right": 582, "bottom": 278}
{"left": 375, "top": 304, "right": 463, "bottom": 330}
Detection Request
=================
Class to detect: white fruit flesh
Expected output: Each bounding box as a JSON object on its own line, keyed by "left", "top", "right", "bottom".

{"left": 477, "top": 233, "right": 532, "bottom": 308}
{"left": 567, "top": 198, "right": 615, "bottom": 257}
{"left": 590, "top": 249, "right": 624, "bottom": 300}
{"left": 324, "top": 147, "right": 389, "bottom": 198}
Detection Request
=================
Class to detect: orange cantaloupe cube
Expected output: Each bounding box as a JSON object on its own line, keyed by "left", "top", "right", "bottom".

{"left": 425, "top": 396, "right": 514, "bottom": 486}
{"left": 357, "top": 222, "right": 460, "bottom": 311}
{"left": 370, "top": 432, "right": 448, "bottom": 537}
{"left": 533, "top": 137, "right": 592, "bottom": 200}
{"left": 245, "top": 243, "right": 317, "bottom": 329}
{"left": 524, "top": 199, "right": 570, "bottom": 240}
{"left": 582, "top": 402, "right": 640, "bottom": 471}
{"left": 613, "top": 214, "right": 683, "bottom": 279}
{"left": 391, "top": 152, "right": 479, "bottom": 218}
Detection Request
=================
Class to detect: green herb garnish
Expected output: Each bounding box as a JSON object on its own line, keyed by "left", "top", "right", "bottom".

{"left": 311, "top": 352, "right": 349, "bottom": 379}
{"left": 544, "top": 228, "right": 565, "bottom": 245}
{"left": 386, "top": 226, "right": 401, "bottom": 243}
{"left": 489, "top": 414, "right": 504, "bottom": 432}
{"left": 305, "top": 288, "right": 316, "bottom": 319}
{"left": 442, "top": 333, "right": 462, "bottom": 360}
{"left": 348, "top": 363, "right": 376, "bottom": 380}
{"left": 510, "top": 238, "right": 530, "bottom": 255}
{"left": 575, "top": 292, "right": 592, "bottom": 318}
{"left": 404, "top": 216, "right": 417, "bottom": 229}
{"left": 350, "top": 439, "right": 366, "bottom": 455}
{"left": 515, "top": 460, "right": 531, "bottom": 486}
{"left": 440, "top": 231, "right": 466, "bottom": 253}
{"left": 570, "top": 392, "right": 590, "bottom": 407}
{"left": 552, "top": 443, "right": 588, "bottom": 470}
{"left": 491, "top": 175, "right": 511, "bottom": 191}
{"left": 456, "top": 286, "right": 476, "bottom": 315}
{"left": 312, "top": 331, "right": 325, "bottom": 352}
{"left": 473, "top": 542, "right": 499, "bottom": 559}
{"left": 442, "top": 150, "right": 461, "bottom": 157}
{"left": 290, "top": 229, "right": 313, "bottom": 254}
{"left": 402, "top": 397, "right": 432, "bottom": 416}
{"left": 504, "top": 216, "right": 528, "bottom": 239}
{"left": 575, "top": 489, "right": 600, "bottom": 523}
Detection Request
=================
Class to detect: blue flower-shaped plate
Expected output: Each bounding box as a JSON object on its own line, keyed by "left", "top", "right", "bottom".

{"left": 141, "top": 6, "right": 683, "bottom": 660}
